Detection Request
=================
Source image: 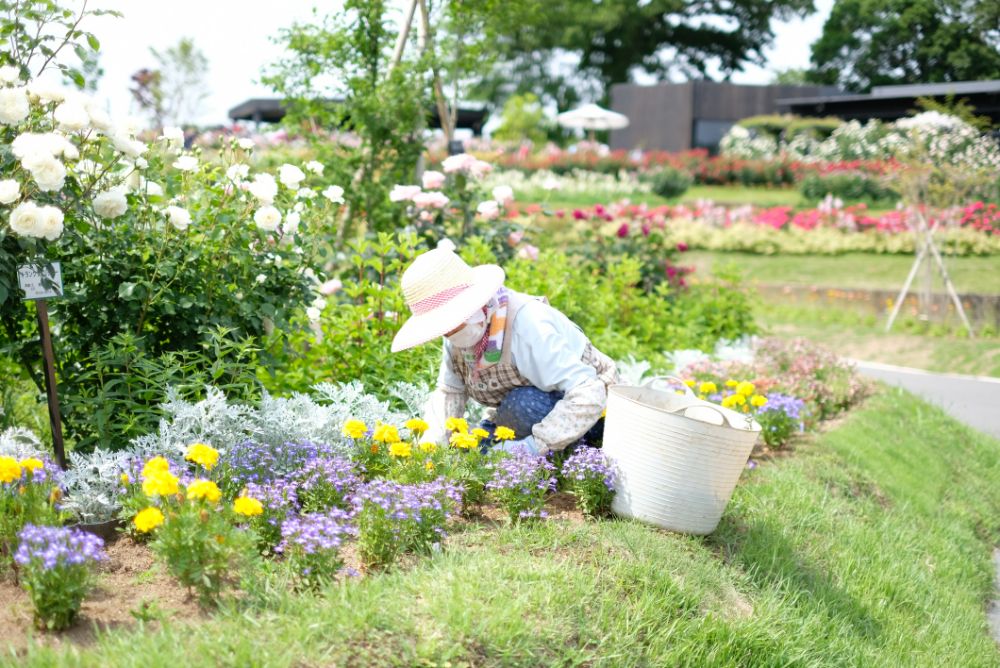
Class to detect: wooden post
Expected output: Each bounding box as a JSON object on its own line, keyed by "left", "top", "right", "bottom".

{"left": 35, "top": 300, "right": 66, "bottom": 469}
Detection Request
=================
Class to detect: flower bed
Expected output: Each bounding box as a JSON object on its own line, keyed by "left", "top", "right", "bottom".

{"left": 522, "top": 199, "right": 1000, "bottom": 256}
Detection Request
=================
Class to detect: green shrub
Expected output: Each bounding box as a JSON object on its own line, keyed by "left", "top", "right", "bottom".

{"left": 784, "top": 116, "right": 842, "bottom": 139}
{"left": 648, "top": 167, "right": 693, "bottom": 199}
{"left": 799, "top": 172, "right": 899, "bottom": 204}
{"left": 738, "top": 114, "right": 797, "bottom": 139}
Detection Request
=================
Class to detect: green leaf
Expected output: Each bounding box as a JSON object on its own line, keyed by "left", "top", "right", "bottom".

{"left": 118, "top": 282, "right": 136, "bottom": 299}
{"left": 86, "top": 33, "right": 100, "bottom": 51}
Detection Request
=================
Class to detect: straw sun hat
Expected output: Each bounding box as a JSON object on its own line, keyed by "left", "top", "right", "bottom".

{"left": 391, "top": 241, "right": 505, "bottom": 352}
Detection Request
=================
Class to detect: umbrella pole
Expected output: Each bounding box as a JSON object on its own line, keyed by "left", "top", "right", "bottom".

{"left": 587, "top": 129, "right": 595, "bottom": 143}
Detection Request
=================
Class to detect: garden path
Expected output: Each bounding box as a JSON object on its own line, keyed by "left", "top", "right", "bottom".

{"left": 848, "top": 360, "right": 1000, "bottom": 440}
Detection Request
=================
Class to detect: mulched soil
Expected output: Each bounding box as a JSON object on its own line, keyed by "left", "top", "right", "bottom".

{"left": 0, "top": 536, "right": 202, "bottom": 654}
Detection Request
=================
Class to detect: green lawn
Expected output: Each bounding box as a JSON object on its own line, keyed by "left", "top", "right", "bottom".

{"left": 16, "top": 390, "right": 1000, "bottom": 666}
{"left": 521, "top": 184, "right": 807, "bottom": 210}
{"left": 688, "top": 250, "right": 1000, "bottom": 295}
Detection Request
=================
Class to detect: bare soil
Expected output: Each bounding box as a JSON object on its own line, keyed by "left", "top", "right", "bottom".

{"left": 0, "top": 536, "right": 202, "bottom": 654}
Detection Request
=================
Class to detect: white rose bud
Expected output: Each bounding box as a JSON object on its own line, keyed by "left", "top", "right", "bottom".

{"left": 165, "top": 205, "right": 191, "bottom": 230}
{"left": 0, "top": 179, "right": 20, "bottom": 205}
{"left": 92, "top": 187, "right": 129, "bottom": 219}
{"left": 253, "top": 205, "right": 281, "bottom": 232}
{"left": 0, "top": 87, "right": 30, "bottom": 125}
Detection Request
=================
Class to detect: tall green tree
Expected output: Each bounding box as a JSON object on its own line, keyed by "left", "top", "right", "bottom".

{"left": 810, "top": 0, "right": 1000, "bottom": 92}
{"left": 473, "top": 0, "right": 814, "bottom": 109}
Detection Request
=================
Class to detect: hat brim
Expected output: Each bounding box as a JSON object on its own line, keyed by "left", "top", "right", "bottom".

{"left": 391, "top": 264, "right": 505, "bottom": 352}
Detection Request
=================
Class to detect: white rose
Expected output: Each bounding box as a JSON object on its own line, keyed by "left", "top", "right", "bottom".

{"left": 247, "top": 173, "right": 277, "bottom": 204}
{"left": 491, "top": 185, "right": 514, "bottom": 205}
{"left": 238, "top": 138, "right": 256, "bottom": 150}
{"left": 296, "top": 187, "right": 316, "bottom": 199}
{"left": 53, "top": 100, "right": 90, "bottom": 131}
{"left": 172, "top": 155, "right": 198, "bottom": 172}
{"left": 305, "top": 160, "right": 324, "bottom": 175}
{"left": 311, "top": 297, "right": 327, "bottom": 310}
{"left": 160, "top": 126, "right": 184, "bottom": 143}
{"left": 476, "top": 200, "right": 500, "bottom": 220}
{"left": 322, "top": 185, "right": 344, "bottom": 203}
{"left": 0, "top": 65, "right": 21, "bottom": 84}
{"left": 36, "top": 205, "right": 64, "bottom": 240}
{"left": 285, "top": 211, "right": 301, "bottom": 233}
{"left": 226, "top": 164, "right": 250, "bottom": 182}
{"left": 0, "top": 87, "right": 30, "bottom": 125}
{"left": 255, "top": 273, "right": 267, "bottom": 284}
{"left": 306, "top": 306, "right": 322, "bottom": 322}
{"left": 0, "top": 179, "right": 20, "bottom": 205}
{"left": 84, "top": 101, "right": 112, "bottom": 132}
{"left": 253, "top": 205, "right": 281, "bottom": 231}
{"left": 73, "top": 159, "right": 99, "bottom": 176}
{"left": 22, "top": 154, "right": 66, "bottom": 192}
{"left": 92, "top": 187, "right": 128, "bottom": 219}
{"left": 111, "top": 132, "right": 146, "bottom": 158}
{"left": 8, "top": 201, "right": 42, "bottom": 237}
{"left": 27, "top": 82, "right": 65, "bottom": 103}
{"left": 135, "top": 157, "right": 148, "bottom": 170}
{"left": 165, "top": 205, "right": 191, "bottom": 230}
{"left": 279, "top": 164, "right": 306, "bottom": 189}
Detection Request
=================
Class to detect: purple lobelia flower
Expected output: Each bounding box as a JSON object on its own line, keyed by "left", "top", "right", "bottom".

{"left": 222, "top": 440, "right": 342, "bottom": 487}
{"left": 561, "top": 446, "right": 616, "bottom": 516}
{"left": 15, "top": 524, "right": 106, "bottom": 630}
{"left": 276, "top": 509, "right": 355, "bottom": 588}
{"left": 350, "top": 478, "right": 463, "bottom": 568}
{"left": 486, "top": 452, "right": 556, "bottom": 522}
{"left": 295, "top": 456, "right": 362, "bottom": 512}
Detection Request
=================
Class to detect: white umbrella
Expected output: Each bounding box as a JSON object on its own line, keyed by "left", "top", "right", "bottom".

{"left": 556, "top": 103, "right": 629, "bottom": 139}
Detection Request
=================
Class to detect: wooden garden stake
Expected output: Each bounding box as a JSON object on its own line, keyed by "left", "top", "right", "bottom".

{"left": 16, "top": 263, "right": 67, "bottom": 469}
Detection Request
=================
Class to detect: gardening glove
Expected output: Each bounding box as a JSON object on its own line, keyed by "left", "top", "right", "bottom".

{"left": 494, "top": 436, "right": 539, "bottom": 456}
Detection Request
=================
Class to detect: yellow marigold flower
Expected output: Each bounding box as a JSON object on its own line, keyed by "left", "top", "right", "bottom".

{"left": 471, "top": 427, "right": 490, "bottom": 440}
{"left": 736, "top": 381, "right": 755, "bottom": 397}
{"left": 142, "top": 470, "right": 180, "bottom": 497}
{"left": 419, "top": 441, "right": 437, "bottom": 454}
{"left": 186, "top": 479, "right": 222, "bottom": 503}
{"left": 134, "top": 507, "right": 165, "bottom": 533}
{"left": 141, "top": 456, "right": 171, "bottom": 479}
{"left": 0, "top": 456, "right": 22, "bottom": 484}
{"left": 233, "top": 496, "right": 264, "bottom": 517}
{"left": 373, "top": 423, "right": 401, "bottom": 444}
{"left": 445, "top": 417, "right": 468, "bottom": 433}
{"left": 450, "top": 432, "right": 478, "bottom": 450}
{"left": 683, "top": 379, "right": 696, "bottom": 388}
{"left": 342, "top": 419, "right": 367, "bottom": 439}
{"left": 120, "top": 473, "right": 131, "bottom": 485}
{"left": 721, "top": 394, "right": 747, "bottom": 409}
{"left": 725, "top": 379, "right": 739, "bottom": 388}
{"left": 425, "top": 461, "right": 435, "bottom": 472}
{"left": 185, "top": 443, "right": 220, "bottom": 471}
{"left": 494, "top": 426, "right": 516, "bottom": 441}
{"left": 19, "top": 458, "right": 44, "bottom": 474}
{"left": 405, "top": 418, "right": 429, "bottom": 435}
{"left": 698, "top": 381, "right": 717, "bottom": 395}
{"left": 389, "top": 441, "right": 412, "bottom": 458}
{"left": 750, "top": 394, "right": 768, "bottom": 408}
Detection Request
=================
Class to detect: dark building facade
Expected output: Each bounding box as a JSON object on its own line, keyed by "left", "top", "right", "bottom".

{"left": 608, "top": 81, "right": 838, "bottom": 152}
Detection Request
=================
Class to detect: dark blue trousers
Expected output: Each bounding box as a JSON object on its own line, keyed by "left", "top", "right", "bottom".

{"left": 480, "top": 386, "right": 604, "bottom": 449}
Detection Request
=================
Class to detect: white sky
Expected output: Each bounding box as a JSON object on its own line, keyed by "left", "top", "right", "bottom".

{"left": 82, "top": 0, "right": 834, "bottom": 128}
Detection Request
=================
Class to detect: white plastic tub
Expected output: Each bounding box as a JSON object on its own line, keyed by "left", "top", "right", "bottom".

{"left": 602, "top": 376, "right": 761, "bottom": 534}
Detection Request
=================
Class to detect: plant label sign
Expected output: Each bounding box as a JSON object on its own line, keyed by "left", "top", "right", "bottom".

{"left": 17, "top": 262, "right": 63, "bottom": 300}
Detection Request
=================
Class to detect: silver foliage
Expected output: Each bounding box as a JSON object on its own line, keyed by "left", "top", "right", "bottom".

{"left": 0, "top": 426, "right": 47, "bottom": 460}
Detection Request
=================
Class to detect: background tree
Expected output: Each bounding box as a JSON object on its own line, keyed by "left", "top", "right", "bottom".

{"left": 491, "top": 93, "right": 548, "bottom": 145}
{"left": 810, "top": 0, "right": 1000, "bottom": 92}
{"left": 473, "top": 0, "right": 814, "bottom": 110}
{"left": 130, "top": 37, "right": 209, "bottom": 128}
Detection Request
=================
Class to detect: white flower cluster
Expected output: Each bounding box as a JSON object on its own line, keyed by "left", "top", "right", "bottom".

{"left": 482, "top": 168, "right": 652, "bottom": 198}
{"left": 719, "top": 112, "right": 1000, "bottom": 172}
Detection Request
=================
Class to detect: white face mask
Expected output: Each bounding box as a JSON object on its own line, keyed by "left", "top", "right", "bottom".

{"left": 447, "top": 310, "right": 487, "bottom": 348}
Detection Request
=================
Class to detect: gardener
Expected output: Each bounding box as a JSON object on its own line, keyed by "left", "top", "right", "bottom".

{"left": 391, "top": 241, "right": 619, "bottom": 455}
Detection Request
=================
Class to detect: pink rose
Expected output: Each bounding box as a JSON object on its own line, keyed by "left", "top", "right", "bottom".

{"left": 516, "top": 244, "right": 539, "bottom": 261}
{"left": 507, "top": 230, "right": 525, "bottom": 246}
{"left": 319, "top": 279, "right": 343, "bottom": 295}
{"left": 676, "top": 242, "right": 689, "bottom": 252}
{"left": 422, "top": 170, "right": 446, "bottom": 189}
{"left": 616, "top": 223, "right": 629, "bottom": 238}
